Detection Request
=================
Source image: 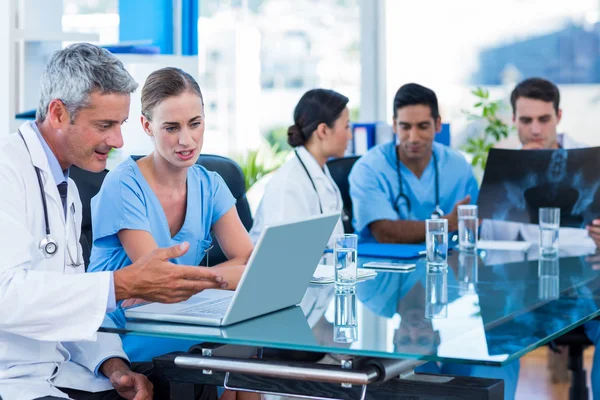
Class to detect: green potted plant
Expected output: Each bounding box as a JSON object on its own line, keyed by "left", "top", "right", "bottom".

{"left": 235, "top": 139, "right": 290, "bottom": 191}
{"left": 462, "top": 87, "right": 513, "bottom": 176}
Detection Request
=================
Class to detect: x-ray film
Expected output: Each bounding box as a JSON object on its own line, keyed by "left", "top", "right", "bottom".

{"left": 478, "top": 147, "right": 600, "bottom": 228}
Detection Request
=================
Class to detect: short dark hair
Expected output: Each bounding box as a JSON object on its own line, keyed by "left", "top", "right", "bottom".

{"left": 510, "top": 77, "right": 560, "bottom": 115}
{"left": 141, "top": 67, "right": 203, "bottom": 121}
{"left": 287, "top": 89, "right": 349, "bottom": 147}
{"left": 393, "top": 83, "right": 439, "bottom": 120}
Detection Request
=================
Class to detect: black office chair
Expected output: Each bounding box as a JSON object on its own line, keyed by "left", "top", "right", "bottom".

{"left": 550, "top": 325, "right": 593, "bottom": 400}
{"left": 326, "top": 156, "right": 360, "bottom": 233}
{"left": 70, "top": 166, "right": 109, "bottom": 270}
{"left": 196, "top": 154, "right": 253, "bottom": 266}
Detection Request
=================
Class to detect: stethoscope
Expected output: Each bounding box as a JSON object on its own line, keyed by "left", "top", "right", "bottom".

{"left": 294, "top": 149, "right": 348, "bottom": 222}
{"left": 18, "top": 130, "right": 83, "bottom": 267}
{"left": 393, "top": 143, "right": 444, "bottom": 218}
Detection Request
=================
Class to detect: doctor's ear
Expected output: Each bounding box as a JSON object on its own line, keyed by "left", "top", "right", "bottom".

{"left": 434, "top": 116, "right": 442, "bottom": 134}
{"left": 315, "top": 122, "right": 330, "bottom": 141}
{"left": 140, "top": 115, "right": 154, "bottom": 137}
{"left": 47, "top": 99, "right": 71, "bottom": 129}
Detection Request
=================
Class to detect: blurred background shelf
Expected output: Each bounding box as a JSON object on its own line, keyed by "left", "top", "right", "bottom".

{"left": 14, "top": 29, "right": 99, "bottom": 42}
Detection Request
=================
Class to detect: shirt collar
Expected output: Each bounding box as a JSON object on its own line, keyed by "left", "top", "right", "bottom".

{"left": 30, "top": 121, "right": 69, "bottom": 185}
{"left": 557, "top": 133, "right": 565, "bottom": 148}
{"left": 295, "top": 146, "right": 330, "bottom": 181}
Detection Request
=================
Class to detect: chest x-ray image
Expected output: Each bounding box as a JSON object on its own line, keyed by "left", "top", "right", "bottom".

{"left": 478, "top": 147, "right": 600, "bottom": 228}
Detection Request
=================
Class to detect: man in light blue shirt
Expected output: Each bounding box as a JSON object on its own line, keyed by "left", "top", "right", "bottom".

{"left": 349, "top": 83, "right": 479, "bottom": 243}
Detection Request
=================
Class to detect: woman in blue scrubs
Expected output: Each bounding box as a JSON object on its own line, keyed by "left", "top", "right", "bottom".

{"left": 88, "top": 67, "right": 255, "bottom": 400}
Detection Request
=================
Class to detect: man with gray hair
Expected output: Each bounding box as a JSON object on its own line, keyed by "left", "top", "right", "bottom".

{"left": 0, "top": 43, "right": 226, "bottom": 399}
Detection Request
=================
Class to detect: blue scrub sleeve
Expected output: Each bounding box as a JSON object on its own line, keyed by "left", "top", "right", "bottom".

{"left": 349, "top": 161, "right": 398, "bottom": 235}
{"left": 91, "top": 169, "right": 152, "bottom": 248}
{"left": 209, "top": 172, "right": 237, "bottom": 225}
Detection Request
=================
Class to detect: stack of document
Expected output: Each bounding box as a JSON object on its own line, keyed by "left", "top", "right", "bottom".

{"left": 311, "top": 264, "right": 377, "bottom": 284}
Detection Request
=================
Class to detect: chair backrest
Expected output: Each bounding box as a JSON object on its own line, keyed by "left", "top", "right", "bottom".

{"left": 326, "top": 156, "right": 360, "bottom": 233}
{"left": 196, "top": 154, "right": 253, "bottom": 266}
{"left": 69, "top": 166, "right": 108, "bottom": 270}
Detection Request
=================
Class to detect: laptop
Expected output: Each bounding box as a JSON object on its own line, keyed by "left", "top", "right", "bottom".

{"left": 125, "top": 212, "right": 340, "bottom": 326}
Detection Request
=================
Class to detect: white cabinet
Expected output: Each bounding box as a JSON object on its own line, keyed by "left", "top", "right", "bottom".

{"left": 1, "top": 0, "right": 99, "bottom": 135}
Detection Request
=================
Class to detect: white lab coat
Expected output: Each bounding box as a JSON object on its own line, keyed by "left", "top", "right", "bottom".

{"left": 0, "top": 122, "right": 127, "bottom": 400}
{"left": 250, "top": 146, "right": 345, "bottom": 249}
{"left": 480, "top": 134, "right": 596, "bottom": 254}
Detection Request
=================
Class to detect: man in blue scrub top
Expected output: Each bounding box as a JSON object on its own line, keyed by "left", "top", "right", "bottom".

{"left": 349, "top": 85, "right": 519, "bottom": 399}
{"left": 349, "top": 83, "right": 479, "bottom": 243}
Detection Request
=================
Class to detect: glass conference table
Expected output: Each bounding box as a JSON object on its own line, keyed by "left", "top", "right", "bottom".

{"left": 100, "top": 246, "right": 600, "bottom": 399}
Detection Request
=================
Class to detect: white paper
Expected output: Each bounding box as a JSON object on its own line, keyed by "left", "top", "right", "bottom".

{"left": 477, "top": 240, "right": 533, "bottom": 252}
{"left": 311, "top": 264, "right": 377, "bottom": 284}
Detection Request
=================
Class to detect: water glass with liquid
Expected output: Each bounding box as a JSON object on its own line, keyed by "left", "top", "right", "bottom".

{"left": 426, "top": 219, "right": 448, "bottom": 266}
{"left": 334, "top": 289, "right": 358, "bottom": 343}
{"left": 334, "top": 234, "right": 358, "bottom": 291}
{"left": 458, "top": 205, "right": 478, "bottom": 251}
{"left": 539, "top": 208, "right": 560, "bottom": 256}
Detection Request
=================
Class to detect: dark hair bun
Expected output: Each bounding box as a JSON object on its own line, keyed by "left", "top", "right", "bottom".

{"left": 287, "top": 124, "right": 305, "bottom": 147}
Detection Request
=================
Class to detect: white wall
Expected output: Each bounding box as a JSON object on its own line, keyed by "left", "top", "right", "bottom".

{"left": 359, "top": 0, "right": 387, "bottom": 122}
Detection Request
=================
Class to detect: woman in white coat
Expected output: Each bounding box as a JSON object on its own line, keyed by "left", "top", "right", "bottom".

{"left": 250, "top": 89, "right": 352, "bottom": 248}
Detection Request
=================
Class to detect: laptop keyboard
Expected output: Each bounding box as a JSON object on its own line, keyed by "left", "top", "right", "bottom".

{"left": 178, "top": 297, "right": 231, "bottom": 316}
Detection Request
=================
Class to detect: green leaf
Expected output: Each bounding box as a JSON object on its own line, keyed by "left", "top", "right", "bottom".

{"left": 481, "top": 156, "right": 488, "bottom": 170}
{"left": 463, "top": 87, "right": 512, "bottom": 168}
{"left": 235, "top": 139, "right": 291, "bottom": 190}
